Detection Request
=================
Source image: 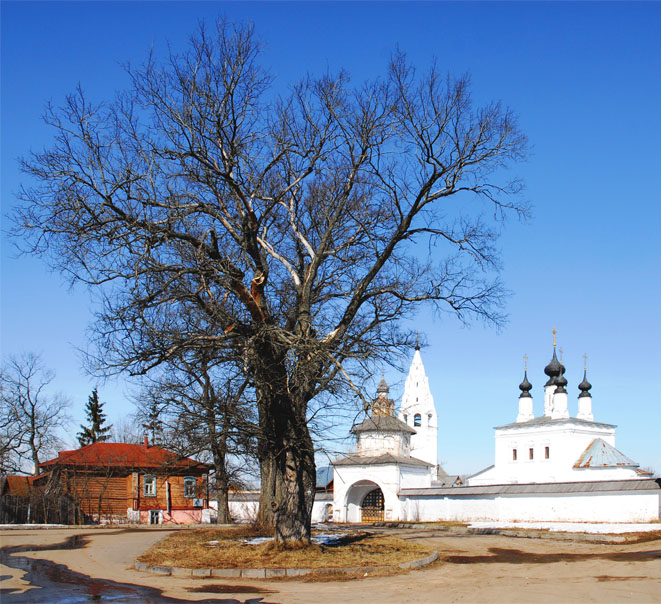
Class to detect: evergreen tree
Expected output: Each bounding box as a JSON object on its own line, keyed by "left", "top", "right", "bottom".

{"left": 77, "top": 388, "right": 112, "bottom": 446}
{"left": 141, "top": 398, "right": 163, "bottom": 446}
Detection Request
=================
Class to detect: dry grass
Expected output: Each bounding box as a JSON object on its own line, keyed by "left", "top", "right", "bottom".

{"left": 137, "top": 526, "right": 433, "bottom": 570}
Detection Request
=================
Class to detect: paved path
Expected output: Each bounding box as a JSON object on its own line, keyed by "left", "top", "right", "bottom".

{"left": 1, "top": 526, "right": 660, "bottom": 603}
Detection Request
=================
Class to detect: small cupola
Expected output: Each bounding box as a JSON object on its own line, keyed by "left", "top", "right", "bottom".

{"left": 516, "top": 364, "right": 534, "bottom": 423}
{"left": 578, "top": 369, "right": 592, "bottom": 398}
{"left": 372, "top": 377, "right": 395, "bottom": 416}
{"left": 577, "top": 358, "right": 594, "bottom": 421}
{"left": 518, "top": 370, "right": 532, "bottom": 398}
{"left": 555, "top": 363, "right": 568, "bottom": 394}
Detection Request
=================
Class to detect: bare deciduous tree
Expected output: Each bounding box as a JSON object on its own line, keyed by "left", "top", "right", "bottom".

{"left": 0, "top": 353, "right": 71, "bottom": 475}
{"left": 13, "top": 20, "right": 528, "bottom": 543}
{"left": 133, "top": 354, "right": 258, "bottom": 524}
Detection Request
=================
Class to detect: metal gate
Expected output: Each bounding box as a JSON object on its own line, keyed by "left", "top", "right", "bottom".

{"left": 361, "top": 487, "right": 384, "bottom": 522}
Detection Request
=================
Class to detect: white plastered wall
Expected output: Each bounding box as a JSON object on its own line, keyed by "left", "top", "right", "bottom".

{"left": 403, "top": 490, "right": 661, "bottom": 523}
{"left": 470, "top": 421, "right": 629, "bottom": 485}
{"left": 333, "top": 462, "right": 431, "bottom": 522}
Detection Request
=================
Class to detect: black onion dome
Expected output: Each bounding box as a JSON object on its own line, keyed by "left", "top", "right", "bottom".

{"left": 555, "top": 364, "right": 568, "bottom": 393}
{"left": 544, "top": 349, "right": 562, "bottom": 377}
{"left": 578, "top": 370, "right": 592, "bottom": 398}
{"left": 519, "top": 370, "right": 532, "bottom": 398}
{"left": 377, "top": 377, "right": 389, "bottom": 394}
{"left": 544, "top": 348, "right": 562, "bottom": 386}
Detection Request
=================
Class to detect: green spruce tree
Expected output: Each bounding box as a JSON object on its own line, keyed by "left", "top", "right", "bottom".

{"left": 141, "top": 399, "right": 163, "bottom": 446}
{"left": 77, "top": 388, "right": 112, "bottom": 446}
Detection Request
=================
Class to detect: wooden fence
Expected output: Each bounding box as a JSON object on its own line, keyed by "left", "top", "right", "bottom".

{"left": 0, "top": 494, "right": 84, "bottom": 524}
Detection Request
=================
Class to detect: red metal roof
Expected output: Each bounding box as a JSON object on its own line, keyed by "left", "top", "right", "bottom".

{"left": 4, "top": 475, "right": 33, "bottom": 496}
{"left": 39, "top": 442, "right": 210, "bottom": 472}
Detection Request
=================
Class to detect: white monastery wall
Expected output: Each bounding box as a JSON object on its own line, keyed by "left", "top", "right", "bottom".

{"left": 402, "top": 490, "right": 660, "bottom": 523}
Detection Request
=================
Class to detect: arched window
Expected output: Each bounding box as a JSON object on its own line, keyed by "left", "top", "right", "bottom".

{"left": 184, "top": 476, "right": 196, "bottom": 498}
{"left": 143, "top": 475, "right": 157, "bottom": 497}
{"left": 414, "top": 413, "right": 421, "bottom": 427}
{"left": 403, "top": 414, "right": 408, "bottom": 424}
{"left": 427, "top": 413, "right": 432, "bottom": 426}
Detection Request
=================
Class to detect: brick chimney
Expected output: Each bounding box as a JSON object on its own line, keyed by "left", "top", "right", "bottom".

{"left": 143, "top": 435, "right": 149, "bottom": 448}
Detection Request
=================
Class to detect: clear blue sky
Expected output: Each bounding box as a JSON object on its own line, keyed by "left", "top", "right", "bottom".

{"left": 2, "top": 1, "right": 660, "bottom": 474}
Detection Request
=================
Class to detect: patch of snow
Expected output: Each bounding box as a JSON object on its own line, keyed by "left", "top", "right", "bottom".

{"left": 242, "top": 532, "right": 348, "bottom": 545}
{"left": 468, "top": 521, "right": 660, "bottom": 534}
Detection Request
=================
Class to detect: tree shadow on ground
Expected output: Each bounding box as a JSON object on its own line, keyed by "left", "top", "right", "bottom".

{"left": 443, "top": 547, "right": 661, "bottom": 565}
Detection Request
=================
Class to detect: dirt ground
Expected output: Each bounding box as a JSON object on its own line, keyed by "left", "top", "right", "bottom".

{"left": 1, "top": 526, "right": 660, "bottom": 603}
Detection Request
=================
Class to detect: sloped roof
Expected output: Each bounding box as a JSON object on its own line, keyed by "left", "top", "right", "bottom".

{"left": 573, "top": 438, "right": 639, "bottom": 469}
{"left": 400, "top": 478, "right": 661, "bottom": 497}
{"left": 496, "top": 417, "right": 616, "bottom": 430}
{"left": 2, "top": 475, "right": 32, "bottom": 496}
{"left": 351, "top": 415, "right": 416, "bottom": 434}
{"left": 333, "top": 453, "right": 432, "bottom": 467}
{"left": 39, "top": 442, "right": 210, "bottom": 472}
{"left": 432, "top": 475, "right": 463, "bottom": 488}
{"left": 316, "top": 466, "right": 333, "bottom": 488}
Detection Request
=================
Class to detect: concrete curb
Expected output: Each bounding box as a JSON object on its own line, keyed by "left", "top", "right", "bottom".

{"left": 134, "top": 550, "right": 438, "bottom": 578}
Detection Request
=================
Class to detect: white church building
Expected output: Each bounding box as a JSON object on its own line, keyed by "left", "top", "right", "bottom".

{"left": 331, "top": 341, "right": 660, "bottom": 524}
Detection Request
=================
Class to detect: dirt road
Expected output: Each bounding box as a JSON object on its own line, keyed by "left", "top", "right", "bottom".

{"left": 1, "top": 526, "right": 660, "bottom": 603}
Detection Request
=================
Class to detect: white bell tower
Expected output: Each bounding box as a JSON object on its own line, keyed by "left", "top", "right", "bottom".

{"left": 398, "top": 345, "right": 438, "bottom": 470}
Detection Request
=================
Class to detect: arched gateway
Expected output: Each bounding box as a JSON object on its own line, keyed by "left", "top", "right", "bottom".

{"left": 361, "top": 487, "right": 385, "bottom": 522}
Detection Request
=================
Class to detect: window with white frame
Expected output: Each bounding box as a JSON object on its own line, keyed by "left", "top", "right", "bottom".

{"left": 143, "top": 475, "right": 157, "bottom": 497}
{"left": 184, "top": 476, "right": 196, "bottom": 498}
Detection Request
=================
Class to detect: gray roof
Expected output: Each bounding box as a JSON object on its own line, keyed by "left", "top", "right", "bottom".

{"left": 400, "top": 478, "right": 661, "bottom": 497}
{"left": 228, "top": 490, "right": 261, "bottom": 501}
{"left": 495, "top": 416, "right": 616, "bottom": 430}
{"left": 432, "top": 475, "right": 462, "bottom": 488}
{"left": 313, "top": 491, "right": 333, "bottom": 501}
{"left": 352, "top": 415, "right": 416, "bottom": 434}
{"left": 316, "top": 465, "right": 334, "bottom": 488}
{"left": 229, "top": 491, "right": 333, "bottom": 502}
{"left": 574, "top": 438, "right": 638, "bottom": 469}
{"left": 333, "top": 453, "right": 432, "bottom": 467}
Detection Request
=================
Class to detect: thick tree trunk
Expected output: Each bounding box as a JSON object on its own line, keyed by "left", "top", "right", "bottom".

{"left": 257, "top": 393, "right": 316, "bottom": 545}
{"left": 211, "top": 442, "right": 232, "bottom": 524}
{"left": 216, "top": 486, "right": 231, "bottom": 524}
{"left": 258, "top": 455, "right": 277, "bottom": 530}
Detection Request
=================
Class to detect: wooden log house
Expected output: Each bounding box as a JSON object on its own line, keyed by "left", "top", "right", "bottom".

{"left": 38, "top": 437, "right": 211, "bottom": 524}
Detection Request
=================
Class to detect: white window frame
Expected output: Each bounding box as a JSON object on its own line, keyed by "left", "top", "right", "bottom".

{"left": 143, "top": 474, "right": 157, "bottom": 497}
{"left": 183, "top": 476, "right": 196, "bottom": 498}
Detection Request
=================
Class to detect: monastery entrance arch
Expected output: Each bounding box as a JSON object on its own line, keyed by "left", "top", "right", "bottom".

{"left": 344, "top": 480, "right": 385, "bottom": 523}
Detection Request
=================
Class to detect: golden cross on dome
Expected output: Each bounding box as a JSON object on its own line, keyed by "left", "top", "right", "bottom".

{"left": 552, "top": 327, "right": 557, "bottom": 347}
{"left": 559, "top": 347, "right": 564, "bottom": 362}
{"left": 583, "top": 353, "right": 588, "bottom": 370}
{"left": 523, "top": 353, "right": 528, "bottom": 370}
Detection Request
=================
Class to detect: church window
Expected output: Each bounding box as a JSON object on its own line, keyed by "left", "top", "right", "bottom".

{"left": 529, "top": 448, "right": 534, "bottom": 460}
{"left": 414, "top": 413, "right": 421, "bottom": 427}
{"left": 404, "top": 414, "right": 408, "bottom": 424}
{"left": 427, "top": 413, "right": 432, "bottom": 426}
{"left": 512, "top": 449, "right": 517, "bottom": 461}
{"left": 545, "top": 446, "right": 550, "bottom": 459}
